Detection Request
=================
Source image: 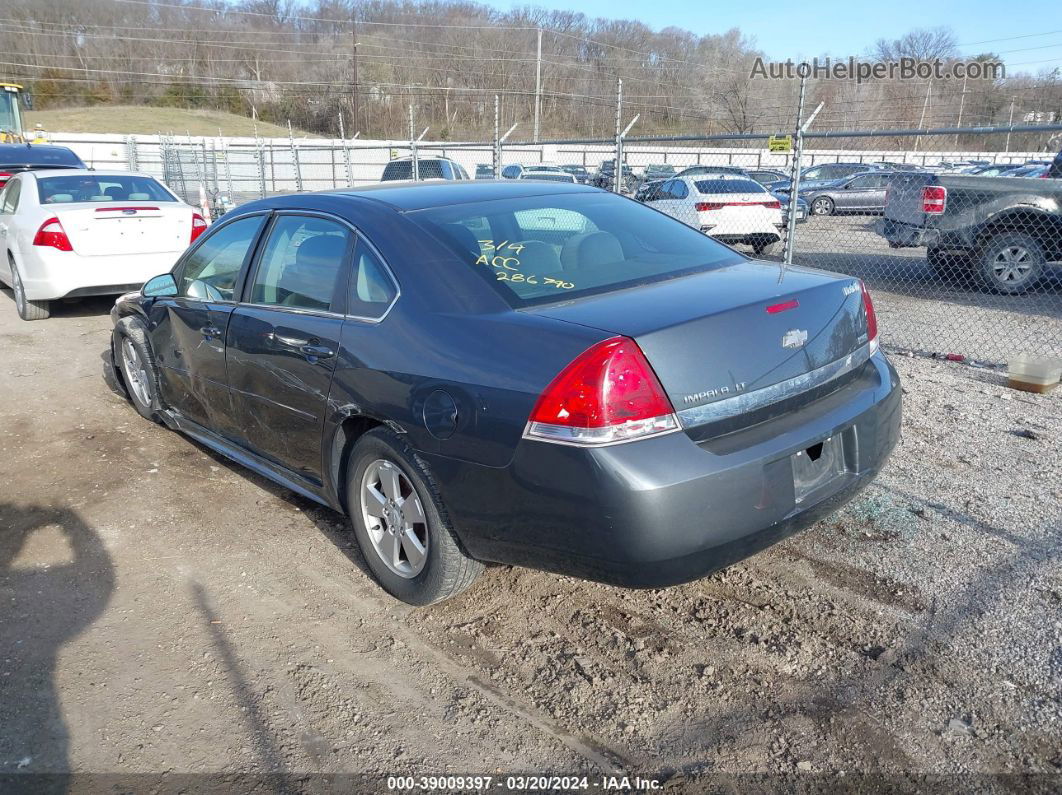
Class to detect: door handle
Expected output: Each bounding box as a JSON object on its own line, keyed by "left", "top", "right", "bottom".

{"left": 300, "top": 344, "right": 335, "bottom": 359}
{"left": 201, "top": 325, "right": 222, "bottom": 338}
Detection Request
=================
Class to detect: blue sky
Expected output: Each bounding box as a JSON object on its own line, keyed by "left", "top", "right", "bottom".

{"left": 502, "top": 0, "right": 1062, "bottom": 74}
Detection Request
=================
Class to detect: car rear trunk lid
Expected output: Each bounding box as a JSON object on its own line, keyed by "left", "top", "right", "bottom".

{"left": 48, "top": 203, "right": 190, "bottom": 256}
{"left": 527, "top": 260, "right": 871, "bottom": 433}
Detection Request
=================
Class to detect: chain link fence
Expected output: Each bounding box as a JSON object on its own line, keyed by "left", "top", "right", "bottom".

{"left": 57, "top": 115, "right": 1061, "bottom": 365}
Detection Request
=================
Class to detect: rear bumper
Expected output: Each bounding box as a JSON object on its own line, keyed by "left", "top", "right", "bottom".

{"left": 17, "top": 249, "right": 181, "bottom": 301}
{"left": 426, "top": 351, "right": 902, "bottom": 588}
{"left": 877, "top": 218, "right": 940, "bottom": 248}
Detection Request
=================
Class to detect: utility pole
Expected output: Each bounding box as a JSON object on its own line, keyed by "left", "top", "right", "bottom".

{"left": 914, "top": 80, "right": 931, "bottom": 152}
{"left": 1005, "top": 99, "right": 1016, "bottom": 152}
{"left": 533, "top": 28, "right": 542, "bottom": 142}
{"left": 954, "top": 75, "right": 967, "bottom": 149}
{"left": 351, "top": 15, "right": 359, "bottom": 136}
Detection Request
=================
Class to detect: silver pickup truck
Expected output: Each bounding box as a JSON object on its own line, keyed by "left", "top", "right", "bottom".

{"left": 878, "top": 170, "right": 1062, "bottom": 294}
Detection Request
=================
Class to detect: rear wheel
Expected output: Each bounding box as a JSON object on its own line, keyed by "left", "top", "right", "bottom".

{"left": 9, "top": 258, "right": 50, "bottom": 321}
{"left": 976, "top": 232, "right": 1044, "bottom": 294}
{"left": 811, "top": 196, "right": 834, "bottom": 216}
{"left": 347, "top": 428, "right": 482, "bottom": 605}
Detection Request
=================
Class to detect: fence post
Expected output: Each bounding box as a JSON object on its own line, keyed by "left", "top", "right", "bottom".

{"left": 253, "top": 122, "right": 267, "bottom": 199}
{"left": 782, "top": 71, "right": 808, "bottom": 268}
{"left": 288, "top": 120, "right": 303, "bottom": 192}
{"left": 339, "top": 113, "right": 354, "bottom": 187}
{"left": 126, "top": 135, "right": 139, "bottom": 171}
{"left": 613, "top": 78, "right": 623, "bottom": 194}
{"left": 409, "top": 105, "right": 419, "bottom": 181}
{"left": 493, "top": 95, "right": 501, "bottom": 178}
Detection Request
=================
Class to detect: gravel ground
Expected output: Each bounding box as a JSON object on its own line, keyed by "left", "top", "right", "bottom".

{"left": 0, "top": 288, "right": 1059, "bottom": 790}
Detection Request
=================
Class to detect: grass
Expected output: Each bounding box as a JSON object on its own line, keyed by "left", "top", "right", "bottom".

{"left": 24, "top": 106, "right": 313, "bottom": 138}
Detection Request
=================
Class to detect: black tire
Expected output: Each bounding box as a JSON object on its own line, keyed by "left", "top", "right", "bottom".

{"left": 346, "top": 428, "right": 483, "bottom": 605}
{"left": 9, "top": 257, "right": 50, "bottom": 321}
{"left": 113, "top": 316, "right": 164, "bottom": 422}
{"left": 976, "top": 232, "right": 1045, "bottom": 295}
{"left": 811, "top": 196, "right": 834, "bottom": 216}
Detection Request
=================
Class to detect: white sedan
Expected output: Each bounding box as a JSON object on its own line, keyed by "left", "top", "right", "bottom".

{"left": 643, "top": 174, "right": 785, "bottom": 255}
{"left": 0, "top": 169, "right": 205, "bottom": 320}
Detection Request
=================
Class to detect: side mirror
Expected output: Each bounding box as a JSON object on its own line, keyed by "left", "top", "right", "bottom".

{"left": 142, "top": 273, "right": 178, "bottom": 297}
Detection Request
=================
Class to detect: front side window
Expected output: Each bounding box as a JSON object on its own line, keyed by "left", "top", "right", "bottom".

{"left": 179, "top": 214, "right": 266, "bottom": 301}
{"left": 501, "top": 165, "right": 520, "bottom": 179}
{"left": 250, "top": 215, "right": 351, "bottom": 311}
{"left": 412, "top": 191, "right": 743, "bottom": 307}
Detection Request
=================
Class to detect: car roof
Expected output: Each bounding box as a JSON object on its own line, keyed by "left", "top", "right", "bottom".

{"left": 0, "top": 143, "right": 85, "bottom": 167}
{"left": 315, "top": 179, "right": 598, "bottom": 211}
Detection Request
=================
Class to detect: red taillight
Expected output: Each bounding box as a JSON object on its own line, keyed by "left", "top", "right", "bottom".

{"left": 922, "top": 185, "right": 947, "bottom": 214}
{"left": 33, "top": 217, "right": 73, "bottom": 251}
{"left": 763, "top": 199, "right": 782, "bottom": 209}
{"left": 860, "top": 280, "right": 878, "bottom": 353}
{"left": 526, "top": 336, "right": 678, "bottom": 445}
{"left": 696, "top": 202, "right": 724, "bottom": 212}
{"left": 190, "top": 212, "right": 208, "bottom": 243}
{"left": 0, "top": 172, "right": 10, "bottom": 189}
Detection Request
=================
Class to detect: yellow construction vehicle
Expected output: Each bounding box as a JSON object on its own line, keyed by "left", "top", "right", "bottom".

{"left": 0, "top": 83, "right": 28, "bottom": 143}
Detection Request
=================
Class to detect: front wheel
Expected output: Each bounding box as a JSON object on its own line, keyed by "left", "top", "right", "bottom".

{"left": 976, "top": 232, "right": 1044, "bottom": 294}
{"left": 811, "top": 196, "right": 834, "bottom": 216}
{"left": 347, "top": 428, "right": 483, "bottom": 605}
{"left": 9, "top": 259, "right": 50, "bottom": 321}
{"left": 114, "top": 318, "right": 164, "bottom": 422}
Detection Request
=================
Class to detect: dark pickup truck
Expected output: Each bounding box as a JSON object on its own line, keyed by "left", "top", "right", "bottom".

{"left": 878, "top": 170, "right": 1062, "bottom": 294}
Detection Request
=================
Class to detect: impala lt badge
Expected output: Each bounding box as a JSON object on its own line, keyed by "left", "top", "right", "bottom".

{"left": 782, "top": 329, "right": 808, "bottom": 349}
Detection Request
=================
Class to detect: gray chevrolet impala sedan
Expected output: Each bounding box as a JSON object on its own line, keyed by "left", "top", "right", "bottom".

{"left": 110, "top": 181, "right": 901, "bottom": 604}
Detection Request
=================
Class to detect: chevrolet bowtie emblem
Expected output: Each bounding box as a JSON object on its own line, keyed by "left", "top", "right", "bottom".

{"left": 782, "top": 329, "right": 808, "bottom": 349}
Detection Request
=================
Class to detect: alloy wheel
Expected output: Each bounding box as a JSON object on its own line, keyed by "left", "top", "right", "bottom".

{"left": 361, "top": 459, "right": 429, "bottom": 578}
{"left": 812, "top": 198, "right": 832, "bottom": 215}
{"left": 121, "top": 338, "right": 152, "bottom": 407}
{"left": 991, "top": 245, "right": 1034, "bottom": 286}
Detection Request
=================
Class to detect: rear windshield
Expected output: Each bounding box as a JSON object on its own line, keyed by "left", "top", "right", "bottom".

{"left": 410, "top": 192, "right": 743, "bottom": 307}
{"left": 37, "top": 174, "right": 175, "bottom": 204}
{"left": 694, "top": 178, "right": 766, "bottom": 194}
{"left": 381, "top": 160, "right": 449, "bottom": 180}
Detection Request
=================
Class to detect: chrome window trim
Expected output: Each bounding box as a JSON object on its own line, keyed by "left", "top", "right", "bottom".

{"left": 677, "top": 342, "right": 874, "bottom": 429}
{"left": 235, "top": 209, "right": 401, "bottom": 325}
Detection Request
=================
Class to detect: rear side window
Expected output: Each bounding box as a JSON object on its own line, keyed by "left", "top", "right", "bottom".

{"left": 37, "top": 175, "right": 174, "bottom": 204}
{"left": 250, "top": 216, "right": 352, "bottom": 311}
{"left": 179, "top": 215, "right": 266, "bottom": 301}
{"left": 349, "top": 243, "right": 398, "bottom": 319}
{"left": 412, "top": 192, "right": 742, "bottom": 307}
{"left": 694, "top": 179, "right": 766, "bottom": 194}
